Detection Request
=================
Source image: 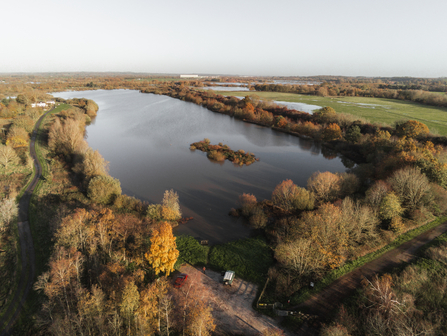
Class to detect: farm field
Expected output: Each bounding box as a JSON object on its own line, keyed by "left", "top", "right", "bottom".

{"left": 221, "top": 91, "right": 447, "bottom": 135}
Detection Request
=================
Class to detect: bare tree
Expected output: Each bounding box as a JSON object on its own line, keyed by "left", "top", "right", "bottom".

{"left": 307, "top": 171, "right": 341, "bottom": 203}
{"left": 0, "top": 197, "right": 18, "bottom": 232}
{"left": 0, "top": 145, "right": 19, "bottom": 171}
{"left": 387, "top": 166, "right": 430, "bottom": 212}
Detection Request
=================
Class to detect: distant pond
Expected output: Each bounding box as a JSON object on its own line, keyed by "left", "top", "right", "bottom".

{"left": 53, "top": 90, "right": 349, "bottom": 243}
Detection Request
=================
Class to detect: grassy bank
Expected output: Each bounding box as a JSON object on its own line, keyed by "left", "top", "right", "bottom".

{"left": 221, "top": 91, "right": 447, "bottom": 135}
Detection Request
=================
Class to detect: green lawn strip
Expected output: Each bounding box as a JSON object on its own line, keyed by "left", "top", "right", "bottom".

{"left": 291, "top": 215, "right": 447, "bottom": 305}
{"left": 207, "top": 236, "right": 274, "bottom": 286}
{"left": 27, "top": 105, "right": 70, "bottom": 279}
{"left": 221, "top": 91, "right": 447, "bottom": 135}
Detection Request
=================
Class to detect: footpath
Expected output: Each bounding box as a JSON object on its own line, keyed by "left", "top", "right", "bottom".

{"left": 0, "top": 108, "right": 54, "bottom": 336}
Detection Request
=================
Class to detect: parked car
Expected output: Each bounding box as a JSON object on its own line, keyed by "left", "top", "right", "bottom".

{"left": 174, "top": 273, "right": 188, "bottom": 288}
{"left": 223, "top": 271, "right": 235, "bottom": 285}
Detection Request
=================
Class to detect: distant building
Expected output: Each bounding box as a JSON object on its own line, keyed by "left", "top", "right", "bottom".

{"left": 31, "top": 101, "right": 56, "bottom": 108}
{"left": 31, "top": 102, "right": 47, "bottom": 108}
{"left": 180, "top": 75, "right": 199, "bottom": 78}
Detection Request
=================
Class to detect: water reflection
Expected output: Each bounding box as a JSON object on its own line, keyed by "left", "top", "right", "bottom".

{"left": 53, "top": 90, "right": 348, "bottom": 244}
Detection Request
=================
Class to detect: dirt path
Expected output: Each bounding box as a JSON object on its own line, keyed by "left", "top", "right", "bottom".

{"left": 179, "top": 264, "right": 291, "bottom": 336}
{"left": 0, "top": 109, "right": 53, "bottom": 336}
{"left": 294, "top": 221, "right": 447, "bottom": 335}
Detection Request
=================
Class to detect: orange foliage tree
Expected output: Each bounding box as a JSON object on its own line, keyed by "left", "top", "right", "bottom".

{"left": 396, "top": 120, "right": 429, "bottom": 138}
{"left": 145, "top": 222, "right": 179, "bottom": 276}
{"left": 322, "top": 123, "right": 342, "bottom": 141}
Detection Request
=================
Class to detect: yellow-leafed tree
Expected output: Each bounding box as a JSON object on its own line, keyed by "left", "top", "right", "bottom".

{"left": 146, "top": 222, "right": 179, "bottom": 276}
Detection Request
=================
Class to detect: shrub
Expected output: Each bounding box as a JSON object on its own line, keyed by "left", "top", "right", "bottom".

{"left": 322, "top": 123, "right": 342, "bottom": 142}
{"left": 396, "top": 120, "right": 429, "bottom": 138}
{"left": 175, "top": 235, "right": 208, "bottom": 267}
{"left": 207, "top": 150, "right": 225, "bottom": 162}
{"left": 345, "top": 125, "right": 362, "bottom": 143}
{"left": 249, "top": 207, "right": 268, "bottom": 229}
{"left": 379, "top": 192, "right": 403, "bottom": 220}
{"left": 147, "top": 204, "right": 162, "bottom": 221}
{"left": 314, "top": 106, "right": 337, "bottom": 124}
{"left": 239, "top": 193, "right": 257, "bottom": 217}
{"left": 87, "top": 175, "right": 122, "bottom": 204}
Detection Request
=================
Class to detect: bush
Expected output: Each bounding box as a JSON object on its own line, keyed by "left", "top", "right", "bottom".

{"left": 314, "top": 106, "right": 337, "bottom": 124}
{"left": 175, "top": 235, "right": 209, "bottom": 267}
{"left": 147, "top": 204, "right": 162, "bottom": 221}
{"left": 345, "top": 125, "right": 362, "bottom": 143}
{"left": 87, "top": 175, "right": 121, "bottom": 204}
{"left": 322, "top": 123, "right": 342, "bottom": 142}
{"left": 208, "top": 237, "right": 273, "bottom": 284}
{"left": 249, "top": 207, "right": 268, "bottom": 229}
{"left": 239, "top": 193, "right": 257, "bottom": 217}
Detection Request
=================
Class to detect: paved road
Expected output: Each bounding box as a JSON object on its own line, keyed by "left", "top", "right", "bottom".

{"left": 295, "top": 221, "right": 447, "bottom": 335}
{"left": 0, "top": 108, "right": 53, "bottom": 336}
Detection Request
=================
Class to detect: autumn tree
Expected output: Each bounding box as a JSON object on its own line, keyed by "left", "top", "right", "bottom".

{"left": 275, "top": 239, "right": 321, "bottom": 277}
{"left": 6, "top": 126, "right": 28, "bottom": 147}
{"left": 387, "top": 166, "right": 430, "bottom": 212}
{"left": 249, "top": 207, "right": 268, "bottom": 229}
{"left": 136, "top": 279, "right": 168, "bottom": 334}
{"left": 120, "top": 280, "right": 140, "bottom": 334}
{"left": 73, "top": 148, "right": 109, "bottom": 185}
{"left": 146, "top": 222, "right": 179, "bottom": 276}
{"left": 379, "top": 192, "right": 404, "bottom": 220}
{"left": 396, "top": 120, "right": 429, "bottom": 138}
{"left": 0, "top": 197, "right": 18, "bottom": 232}
{"left": 271, "top": 179, "right": 315, "bottom": 211}
{"left": 48, "top": 117, "right": 85, "bottom": 156}
{"left": 339, "top": 197, "right": 379, "bottom": 245}
{"left": 313, "top": 106, "right": 336, "bottom": 123}
{"left": 87, "top": 175, "right": 122, "bottom": 204}
{"left": 365, "top": 181, "right": 391, "bottom": 209}
{"left": 307, "top": 171, "right": 341, "bottom": 203}
{"left": 301, "top": 203, "right": 348, "bottom": 269}
{"left": 0, "top": 145, "right": 19, "bottom": 171}
{"left": 186, "top": 304, "right": 215, "bottom": 336}
{"left": 339, "top": 173, "right": 360, "bottom": 198}
{"left": 161, "top": 189, "right": 182, "bottom": 221}
{"left": 238, "top": 193, "right": 257, "bottom": 217}
{"left": 322, "top": 123, "right": 342, "bottom": 142}
{"left": 345, "top": 124, "right": 362, "bottom": 143}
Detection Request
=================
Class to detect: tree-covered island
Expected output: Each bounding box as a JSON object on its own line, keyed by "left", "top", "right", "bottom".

{"left": 190, "top": 138, "right": 258, "bottom": 165}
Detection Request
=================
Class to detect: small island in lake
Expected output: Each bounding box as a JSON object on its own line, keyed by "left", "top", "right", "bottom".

{"left": 190, "top": 138, "right": 258, "bottom": 166}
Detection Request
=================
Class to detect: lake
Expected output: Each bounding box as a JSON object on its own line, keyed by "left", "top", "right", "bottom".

{"left": 53, "top": 90, "right": 348, "bottom": 243}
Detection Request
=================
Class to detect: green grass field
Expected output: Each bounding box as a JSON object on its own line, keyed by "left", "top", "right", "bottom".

{"left": 221, "top": 91, "right": 447, "bottom": 135}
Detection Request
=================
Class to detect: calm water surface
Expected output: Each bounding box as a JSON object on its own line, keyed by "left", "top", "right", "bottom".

{"left": 53, "top": 90, "right": 348, "bottom": 243}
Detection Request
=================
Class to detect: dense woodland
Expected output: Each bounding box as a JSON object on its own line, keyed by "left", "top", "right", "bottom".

{"left": 1, "top": 74, "right": 447, "bottom": 335}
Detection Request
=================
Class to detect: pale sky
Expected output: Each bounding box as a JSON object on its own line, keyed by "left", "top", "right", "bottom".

{"left": 1, "top": 0, "right": 446, "bottom": 77}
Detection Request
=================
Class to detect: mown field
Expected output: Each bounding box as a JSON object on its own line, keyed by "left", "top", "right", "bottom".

{"left": 221, "top": 91, "right": 447, "bottom": 135}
